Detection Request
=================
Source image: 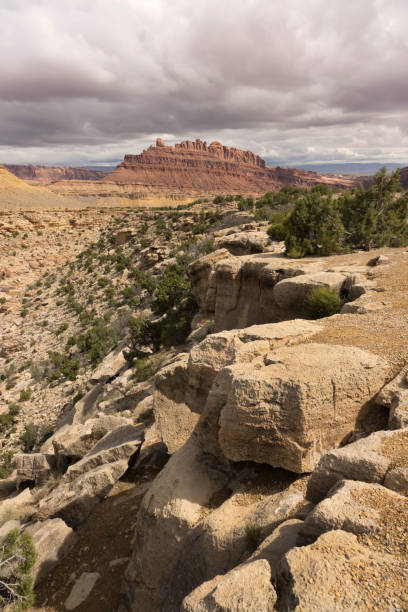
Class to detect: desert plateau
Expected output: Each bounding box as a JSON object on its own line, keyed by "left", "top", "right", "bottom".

{"left": 1, "top": 2, "right": 407, "bottom": 611}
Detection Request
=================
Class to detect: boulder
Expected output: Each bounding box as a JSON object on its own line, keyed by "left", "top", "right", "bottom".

{"left": 307, "top": 428, "right": 408, "bottom": 502}
{"left": 71, "top": 382, "right": 105, "bottom": 425}
{"left": 114, "top": 229, "right": 135, "bottom": 245}
{"left": 27, "top": 518, "right": 78, "bottom": 585}
{"left": 65, "top": 572, "right": 101, "bottom": 610}
{"left": 52, "top": 415, "right": 133, "bottom": 470}
{"left": 0, "top": 487, "right": 33, "bottom": 522}
{"left": 217, "top": 343, "right": 390, "bottom": 472}
{"left": 248, "top": 518, "right": 303, "bottom": 580}
{"left": 374, "top": 369, "right": 408, "bottom": 428}
{"left": 273, "top": 271, "right": 346, "bottom": 312}
{"left": 215, "top": 230, "right": 270, "bottom": 255}
{"left": 278, "top": 530, "right": 408, "bottom": 611}
{"left": 64, "top": 424, "right": 143, "bottom": 481}
{"left": 154, "top": 320, "right": 321, "bottom": 454}
{"left": 301, "top": 480, "right": 407, "bottom": 550}
{"left": 36, "top": 459, "right": 128, "bottom": 527}
{"left": 89, "top": 345, "right": 127, "bottom": 384}
{"left": 384, "top": 467, "right": 408, "bottom": 496}
{"left": 181, "top": 559, "right": 277, "bottom": 612}
{"left": 13, "top": 453, "right": 56, "bottom": 487}
{"left": 153, "top": 354, "right": 196, "bottom": 454}
{"left": 368, "top": 254, "right": 389, "bottom": 266}
{"left": 188, "top": 249, "right": 232, "bottom": 312}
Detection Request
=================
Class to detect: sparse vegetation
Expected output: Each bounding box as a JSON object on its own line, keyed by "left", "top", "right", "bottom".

{"left": 268, "top": 169, "right": 408, "bottom": 257}
{"left": 0, "top": 528, "right": 36, "bottom": 610}
{"left": 306, "top": 287, "right": 342, "bottom": 319}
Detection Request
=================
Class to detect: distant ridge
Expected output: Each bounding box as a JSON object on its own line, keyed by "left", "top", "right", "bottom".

{"left": 4, "top": 164, "right": 106, "bottom": 184}
{"left": 0, "top": 165, "right": 89, "bottom": 209}
{"left": 265, "top": 160, "right": 406, "bottom": 176}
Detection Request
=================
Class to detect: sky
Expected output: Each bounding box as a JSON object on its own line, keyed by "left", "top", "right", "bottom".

{"left": 1, "top": 0, "right": 408, "bottom": 167}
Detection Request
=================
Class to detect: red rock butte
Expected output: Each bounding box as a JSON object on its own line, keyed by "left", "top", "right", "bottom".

{"left": 104, "top": 138, "right": 357, "bottom": 194}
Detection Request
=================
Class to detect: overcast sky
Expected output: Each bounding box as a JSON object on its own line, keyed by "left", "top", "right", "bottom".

{"left": 1, "top": 0, "right": 407, "bottom": 166}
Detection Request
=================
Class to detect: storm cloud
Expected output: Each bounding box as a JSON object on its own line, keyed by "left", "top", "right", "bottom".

{"left": 1, "top": 0, "right": 408, "bottom": 165}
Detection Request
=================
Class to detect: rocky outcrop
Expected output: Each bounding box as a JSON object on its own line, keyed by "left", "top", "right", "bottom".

{"left": 36, "top": 425, "right": 143, "bottom": 526}
{"left": 13, "top": 453, "right": 56, "bottom": 487}
{"left": 4, "top": 164, "right": 106, "bottom": 184}
{"left": 215, "top": 343, "right": 390, "bottom": 472}
{"left": 189, "top": 253, "right": 371, "bottom": 331}
{"left": 105, "top": 139, "right": 357, "bottom": 197}
{"left": 121, "top": 438, "right": 229, "bottom": 612}
{"left": 154, "top": 320, "right": 321, "bottom": 454}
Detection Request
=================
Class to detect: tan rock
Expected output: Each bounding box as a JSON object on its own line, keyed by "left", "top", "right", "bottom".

{"left": 181, "top": 559, "right": 277, "bottom": 612}
{"left": 65, "top": 572, "right": 101, "bottom": 610}
{"left": 215, "top": 230, "right": 270, "bottom": 255}
{"left": 13, "top": 453, "right": 56, "bottom": 487}
{"left": 89, "top": 345, "right": 126, "bottom": 384}
{"left": 121, "top": 439, "right": 229, "bottom": 612}
{"left": 27, "top": 518, "right": 78, "bottom": 585}
{"left": 278, "top": 530, "right": 408, "bottom": 611}
{"left": 64, "top": 424, "right": 143, "bottom": 481}
{"left": 154, "top": 320, "right": 321, "bottom": 454}
{"left": 52, "top": 415, "right": 133, "bottom": 470}
{"left": 301, "top": 480, "right": 407, "bottom": 543}
{"left": 168, "top": 481, "right": 307, "bottom": 608}
{"left": 188, "top": 249, "right": 232, "bottom": 312}
{"left": 36, "top": 459, "right": 129, "bottom": 527}
{"left": 218, "top": 343, "right": 390, "bottom": 472}
{"left": 273, "top": 271, "right": 346, "bottom": 312}
{"left": 307, "top": 428, "right": 408, "bottom": 502}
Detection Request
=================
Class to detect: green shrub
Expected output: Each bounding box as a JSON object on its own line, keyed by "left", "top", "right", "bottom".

{"left": 55, "top": 322, "right": 69, "bottom": 336}
{"left": 97, "top": 276, "right": 109, "bottom": 288}
{"left": 19, "top": 389, "right": 32, "bottom": 401}
{"left": 0, "top": 528, "right": 36, "bottom": 610}
{"left": 47, "top": 352, "right": 80, "bottom": 381}
{"left": 152, "top": 264, "right": 191, "bottom": 315}
{"left": 0, "top": 404, "right": 20, "bottom": 433}
{"left": 305, "top": 287, "right": 342, "bottom": 319}
{"left": 75, "top": 320, "right": 118, "bottom": 365}
{"left": 0, "top": 451, "right": 15, "bottom": 479}
{"left": 133, "top": 356, "right": 164, "bottom": 382}
{"left": 20, "top": 424, "right": 37, "bottom": 452}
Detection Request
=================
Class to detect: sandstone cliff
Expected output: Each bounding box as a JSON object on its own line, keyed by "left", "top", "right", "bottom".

{"left": 104, "top": 138, "right": 358, "bottom": 195}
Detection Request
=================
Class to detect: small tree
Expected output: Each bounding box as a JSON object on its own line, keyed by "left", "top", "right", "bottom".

{"left": 284, "top": 192, "right": 345, "bottom": 257}
{"left": 340, "top": 168, "right": 408, "bottom": 249}
{"left": 0, "top": 528, "right": 36, "bottom": 610}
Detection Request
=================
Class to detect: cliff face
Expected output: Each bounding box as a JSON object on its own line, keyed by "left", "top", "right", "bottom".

{"left": 104, "top": 138, "right": 358, "bottom": 194}
{"left": 4, "top": 164, "right": 106, "bottom": 184}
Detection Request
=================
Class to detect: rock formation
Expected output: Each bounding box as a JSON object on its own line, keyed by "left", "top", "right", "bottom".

{"left": 105, "top": 138, "right": 357, "bottom": 195}
{"left": 4, "top": 164, "right": 106, "bottom": 184}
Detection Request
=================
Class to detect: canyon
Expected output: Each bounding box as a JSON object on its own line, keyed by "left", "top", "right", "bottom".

{"left": 0, "top": 153, "right": 407, "bottom": 612}
{"left": 0, "top": 193, "right": 406, "bottom": 611}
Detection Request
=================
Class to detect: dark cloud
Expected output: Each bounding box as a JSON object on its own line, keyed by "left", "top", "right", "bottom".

{"left": 0, "top": 0, "right": 408, "bottom": 165}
